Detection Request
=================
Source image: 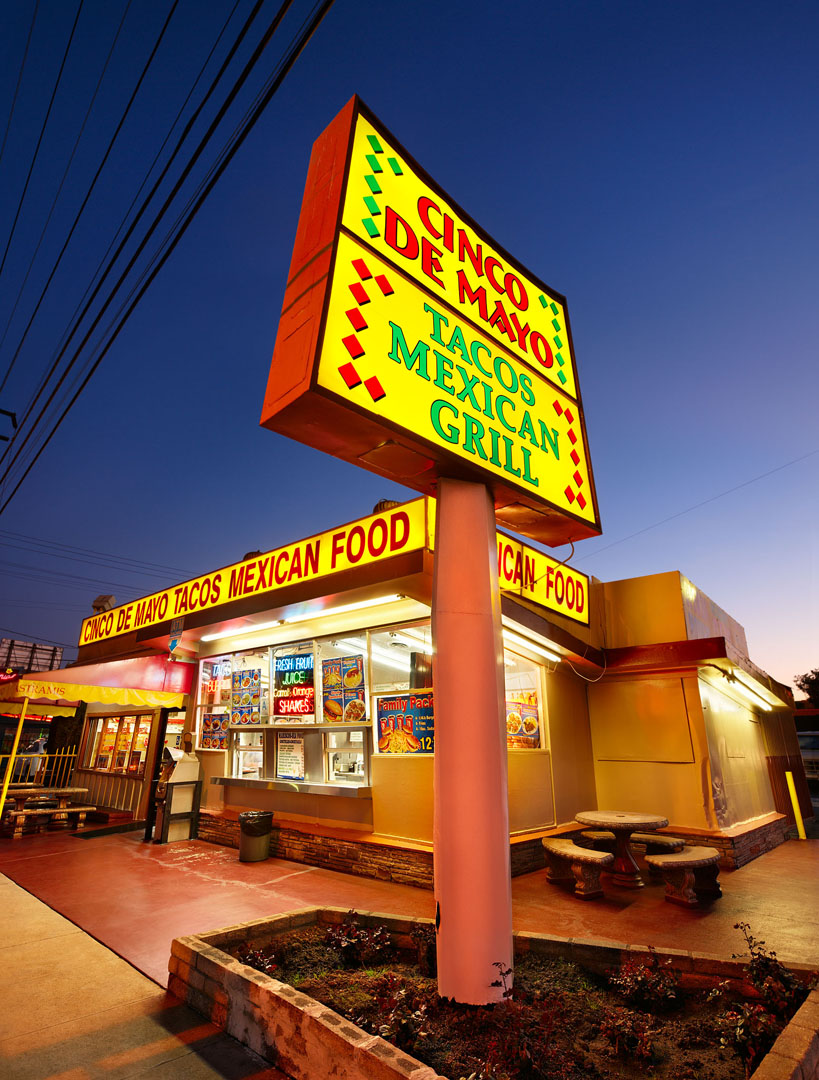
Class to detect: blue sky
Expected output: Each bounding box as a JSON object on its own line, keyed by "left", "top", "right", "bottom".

{"left": 0, "top": 0, "right": 816, "bottom": 690}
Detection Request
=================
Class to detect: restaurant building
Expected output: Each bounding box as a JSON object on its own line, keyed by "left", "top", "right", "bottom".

{"left": 55, "top": 494, "right": 808, "bottom": 881}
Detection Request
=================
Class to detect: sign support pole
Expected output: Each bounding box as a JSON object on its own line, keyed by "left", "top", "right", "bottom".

{"left": 432, "top": 478, "right": 513, "bottom": 1004}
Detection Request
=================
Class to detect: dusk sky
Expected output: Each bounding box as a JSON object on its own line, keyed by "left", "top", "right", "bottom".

{"left": 0, "top": 0, "right": 816, "bottom": 692}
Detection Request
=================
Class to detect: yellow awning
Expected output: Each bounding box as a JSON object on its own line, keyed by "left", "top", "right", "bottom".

{"left": 0, "top": 677, "right": 184, "bottom": 709}
{"left": 0, "top": 701, "right": 77, "bottom": 718}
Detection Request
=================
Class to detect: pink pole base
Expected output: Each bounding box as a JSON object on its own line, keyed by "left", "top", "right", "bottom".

{"left": 432, "top": 479, "right": 513, "bottom": 1004}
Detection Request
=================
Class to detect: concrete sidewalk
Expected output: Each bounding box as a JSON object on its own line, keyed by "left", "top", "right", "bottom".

{"left": 0, "top": 874, "right": 288, "bottom": 1080}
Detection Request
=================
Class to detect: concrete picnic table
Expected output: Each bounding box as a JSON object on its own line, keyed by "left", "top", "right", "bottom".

{"left": 3, "top": 787, "right": 91, "bottom": 833}
{"left": 4, "top": 786, "right": 89, "bottom": 813}
{"left": 575, "top": 809, "right": 668, "bottom": 888}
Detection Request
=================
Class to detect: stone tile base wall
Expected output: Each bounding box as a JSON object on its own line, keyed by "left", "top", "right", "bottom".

{"left": 169, "top": 908, "right": 819, "bottom": 1080}
{"left": 665, "top": 816, "right": 790, "bottom": 870}
{"left": 198, "top": 810, "right": 787, "bottom": 887}
{"left": 198, "top": 811, "right": 435, "bottom": 888}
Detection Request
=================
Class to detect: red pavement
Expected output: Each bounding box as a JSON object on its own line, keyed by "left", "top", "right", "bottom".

{"left": 2, "top": 829, "right": 818, "bottom": 986}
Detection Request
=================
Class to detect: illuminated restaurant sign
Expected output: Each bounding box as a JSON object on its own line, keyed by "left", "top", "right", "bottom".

{"left": 274, "top": 654, "right": 315, "bottom": 718}
{"left": 79, "top": 500, "right": 427, "bottom": 646}
{"left": 496, "top": 535, "right": 588, "bottom": 626}
{"left": 261, "top": 97, "right": 600, "bottom": 547}
{"left": 77, "top": 497, "right": 590, "bottom": 648}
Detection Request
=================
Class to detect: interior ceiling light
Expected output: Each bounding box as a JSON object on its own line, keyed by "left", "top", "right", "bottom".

{"left": 390, "top": 631, "right": 433, "bottom": 655}
{"left": 280, "top": 594, "right": 405, "bottom": 626}
{"left": 201, "top": 618, "right": 282, "bottom": 643}
{"left": 337, "top": 638, "right": 410, "bottom": 672}
{"left": 501, "top": 618, "right": 561, "bottom": 663}
{"left": 200, "top": 595, "right": 405, "bottom": 642}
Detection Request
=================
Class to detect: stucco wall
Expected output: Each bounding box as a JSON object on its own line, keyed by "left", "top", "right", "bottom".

{"left": 588, "top": 674, "right": 714, "bottom": 828}
{"left": 699, "top": 679, "right": 776, "bottom": 828}
{"left": 546, "top": 667, "right": 597, "bottom": 825}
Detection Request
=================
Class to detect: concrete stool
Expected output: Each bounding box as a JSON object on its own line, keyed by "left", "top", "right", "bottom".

{"left": 542, "top": 838, "right": 613, "bottom": 900}
{"left": 644, "top": 846, "right": 722, "bottom": 906}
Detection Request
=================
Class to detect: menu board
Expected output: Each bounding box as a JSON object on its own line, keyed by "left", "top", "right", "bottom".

{"left": 274, "top": 653, "right": 315, "bottom": 719}
{"left": 276, "top": 731, "right": 305, "bottom": 780}
{"left": 505, "top": 694, "right": 540, "bottom": 748}
{"left": 376, "top": 692, "right": 434, "bottom": 754}
{"left": 322, "top": 656, "right": 367, "bottom": 723}
{"left": 202, "top": 713, "right": 229, "bottom": 749}
{"left": 95, "top": 717, "right": 119, "bottom": 769}
{"left": 231, "top": 668, "right": 263, "bottom": 724}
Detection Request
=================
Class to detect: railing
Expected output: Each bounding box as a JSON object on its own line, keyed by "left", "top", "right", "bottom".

{"left": 0, "top": 746, "right": 78, "bottom": 787}
{"left": 74, "top": 767, "right": 143, "bottom": 816}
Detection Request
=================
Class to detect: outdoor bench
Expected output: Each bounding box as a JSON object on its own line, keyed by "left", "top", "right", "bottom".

{"left": 644, "top": 845, "right": 722, "bottom": 906}
{"left": 2, "top": 804, "right": 96, "bottom": 839}
{"left": 579, "top": 829, "right": 685, "bottom": 855}
{"left": 542, "top": 837, "right": 613, "bottom": 899}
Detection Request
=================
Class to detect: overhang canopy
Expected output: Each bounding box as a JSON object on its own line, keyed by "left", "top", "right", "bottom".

{"left": 0, "top": 655, "right": 194, "bottom": 710}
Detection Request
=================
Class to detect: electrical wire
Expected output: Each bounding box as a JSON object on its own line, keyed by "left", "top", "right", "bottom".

{"left": 0, "top": 0, "right": 180, "bottom": 400}
{"left": 0, "top": 625, "right": 73, "bottom": 648}
{"left": 0, "top": 0, "right": 40, "bottom": 174}
{"left": 577, "top": 447, "right": 819, "bottom": 563}
{"left": 18, "top": 0, "right": 243, "bottom": 433}
{"left": 0, "top": 537, "right": 185, "bottom": 580}
{"left": 0, "top": 527, "right": 186, "bottom": 574}
{"left": 0, "top": 0, "right": 334, "bottom": 512}
{"left": 0, "top": 558, "right": 151, "bottom": 593}
{"left": 0, "top": 0, "right": 84, "bottom": 283}
{"left": 1, "top": 0, "right": 289, "bottom": 472}
{"left": 0, "top": 0, "right": 133, "bottom": 360}
{"left": 3, "top": 0, "right": 243, "bottom": 414}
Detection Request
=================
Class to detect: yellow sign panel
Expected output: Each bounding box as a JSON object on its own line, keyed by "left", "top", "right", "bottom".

{"left": 321, "top": 232, "right": 595, "bottom": 525}
{"left": 497, "top": 535, "right": 589, "bottom": 626}
{"left": 79, "top": 501, "right": 428, "bottom": 647}
{"left": 342, "top": 114, "right": 578, "bottom": 401}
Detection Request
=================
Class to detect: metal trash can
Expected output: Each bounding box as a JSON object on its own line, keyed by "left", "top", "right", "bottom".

{"left": 238, "top": 811, "right": 273, "bottom": 862}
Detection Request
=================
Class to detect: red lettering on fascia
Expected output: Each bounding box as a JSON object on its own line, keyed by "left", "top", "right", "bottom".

{"left": 274, "top": 551, "right": 289, "bottom": 585}
{"left": 244, "top": 561, "right": 257, "bottom": 594}
{"left": 288, "top": 547, "right": 302, "bottom": 581}
{"left": 330, "top": 530, "right": 345, "bottom": 570}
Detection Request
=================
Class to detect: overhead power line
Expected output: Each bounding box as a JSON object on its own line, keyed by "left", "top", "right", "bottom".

{"left": 0, "top": 625, "right": 72, "bottom": 648}
{"left": 0, "top": 0, "right": 84, "bottom": 283}
{"left": 0, "top": 0, "right": 133, "bottom": 360}
{"left": 577, "top": 447, "right": 819, "bottom": 562}
{"left": 0, "top": 557, "right": 150, "bottom": 594}
{"left": 0, "top": 537, "right": 184, "bottom": 580}
{"left": 0, "top": 0, "right": 336, "bottom": 514}
{"left": 0, "top": 527, "right": 186, "bottom": 575}
{"left": 0, "top": 0, "right": 180, "bottom": 398}
{"left": 2, "top": 0, "right": 243, "bottom": 409}
{"left": 0, "top": 0, "right": 286, "bottom": 463}
{"left": 0, "top": 0, "right": 40, "bottom": 174}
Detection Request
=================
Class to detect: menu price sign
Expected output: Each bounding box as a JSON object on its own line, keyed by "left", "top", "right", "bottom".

{"left": 276, "top": 731, "right": 305, "bottom": 780}
{"left": 202, "top": 714, "right": 228, "bottom": 749}
{"left": 505, "top": 698, "right": 540, "bottom": 748}
{"left": 376, "top": 692, "right": 434, "bottom": 754}
{"left": 274, "top": 653, "right": 315, "bottom": 720}
{"left": 322, "top": 656, "right": 367, "bottom": 723}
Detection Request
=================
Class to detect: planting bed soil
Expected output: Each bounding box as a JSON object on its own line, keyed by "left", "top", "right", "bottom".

{"left": 226, "top": 915, "right": 804, "bottom": 1080}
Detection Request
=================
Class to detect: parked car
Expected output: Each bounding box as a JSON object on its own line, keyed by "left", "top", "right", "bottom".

{"left": 797, "top": 732, "right": 819, "bottom": 791}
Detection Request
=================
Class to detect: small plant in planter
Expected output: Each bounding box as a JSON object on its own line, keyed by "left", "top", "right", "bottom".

{"left": 733, "top": 921, "right": 806, "bottom": 1017}
{"left": 708, "top": 922, "right": 812, "bottom": 1077}
{"left": 717, "top": 1002, "right": 781, "bottom": 1077}
{"left": 324, "top": 909, "right": 393, "bottom": 969}
{"left": 237, "top": 944, "right": 278, "bottom": 976}
{"left": 598, "top": 1006, "right": 656, "bottom": 1062}
{"left": 608, "top": 946, "right": 679, "bottom": 1009}
{"left": 355, "top": 972, "right": 430, "bottom": 1054}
